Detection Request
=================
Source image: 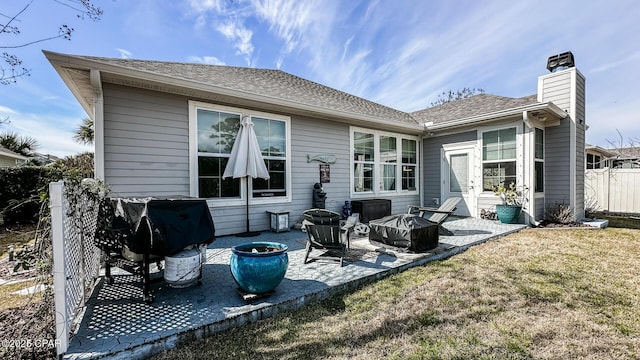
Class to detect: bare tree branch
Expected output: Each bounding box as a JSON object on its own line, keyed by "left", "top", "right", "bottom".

{"left": 430, "top": 87, "right": 486, "bottom": 107}
{"left": 0, "top": 0, "right": 102, "bottom": 84}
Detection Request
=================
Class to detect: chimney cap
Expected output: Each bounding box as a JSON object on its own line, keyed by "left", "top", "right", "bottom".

{"left": 547, "top": 51, "right": 575, "bottom": 72}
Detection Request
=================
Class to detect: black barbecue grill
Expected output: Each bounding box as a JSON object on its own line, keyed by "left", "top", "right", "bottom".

{"left": 95, "top": 197, "right": 215, "bottom": 303}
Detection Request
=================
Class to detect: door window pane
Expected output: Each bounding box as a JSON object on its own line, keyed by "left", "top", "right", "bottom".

{"left": 450, "top": 153, "right": 468, "bottom": 193}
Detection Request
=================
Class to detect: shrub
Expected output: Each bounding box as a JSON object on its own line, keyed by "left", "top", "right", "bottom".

{"left": 0, "top": 166, "right": 66, "bottom": 225}
{"left": 546, "top": 202, "right": 575, "bottom": 224}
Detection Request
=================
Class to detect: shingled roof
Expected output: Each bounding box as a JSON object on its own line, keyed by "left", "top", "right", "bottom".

{"left": 411, "top": 93, "right": 539, "bottom": 125}
{"left": 65, "top": 54, "right": 417, "bottom": 127}
{"left": 46, "top": 52, "right": 555, "bottom": 132}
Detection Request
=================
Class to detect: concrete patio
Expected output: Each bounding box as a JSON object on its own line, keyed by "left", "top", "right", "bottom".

{"left": 63, "top": 217, "right": 526, "bottom": 359}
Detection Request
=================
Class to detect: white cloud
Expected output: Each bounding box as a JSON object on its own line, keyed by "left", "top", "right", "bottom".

{"left": 216, "top": 20, "right": 254, "bottom": 64}
{"left": 0, "top": 105, "right": 18, "bottom": 116}
{"left": 116, "top": 48, "right": 133, "bottom": 59}
{"left": 194, "top": 14, "right": 207, "bottom": 29}
{"left": 252, "top": 0, "right": 317, "bottom": 54}
{"left": 188, "top": 56, "right": 226, "bottom": 65}
{"left": 590, "top": 52, "right": 640, "bottom": 74}
{"left": 4, "top": 111, "right": 91, "bottom": 158}
{"left": 187, "top": 0, "right": 224, "bottom": 12}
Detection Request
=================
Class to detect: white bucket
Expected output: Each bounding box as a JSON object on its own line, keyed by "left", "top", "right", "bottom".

{"left": 164, "top": 248, "right": 201, "bottom": 288}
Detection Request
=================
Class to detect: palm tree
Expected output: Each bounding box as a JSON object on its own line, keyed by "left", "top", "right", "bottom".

{"left": 0, "top": 132, "right": 38, "bottom": 156}
{"left": 73, "top": 118, "right": 94, "bottom": 145}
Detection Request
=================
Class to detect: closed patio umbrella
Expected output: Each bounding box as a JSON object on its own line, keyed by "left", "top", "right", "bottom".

{"left": 223, "top": 116, "right": 270, "bottom": 236}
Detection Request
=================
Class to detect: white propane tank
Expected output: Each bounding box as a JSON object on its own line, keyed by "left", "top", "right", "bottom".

{"left": 198, "top": 243, "right": 207, "bottom": 265}
{"left": 164, "top": 247, "right": 201, "bottom": 288}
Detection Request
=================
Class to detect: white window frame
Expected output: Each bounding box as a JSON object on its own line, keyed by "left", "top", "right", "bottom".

{"left": 477, "top": 122, "right": 523, "bottom": 199}
{"left": 188, "top": 101, "right": 292, "bottom": 207}
{"left": 534, "top": 127, "right": 544, "bottom": 193}
{"left": 349, "top": 126, "right": 419, "bottom": 197}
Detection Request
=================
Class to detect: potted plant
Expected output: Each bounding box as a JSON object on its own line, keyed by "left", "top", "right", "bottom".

{"left": 493, "top": 183, "right": 528, "bottom": 224}
{"left": 230, "top": 241, "right": 289, "bottom": 295}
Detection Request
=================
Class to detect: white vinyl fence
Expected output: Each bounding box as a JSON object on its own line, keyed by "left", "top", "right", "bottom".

{"left": 50, "top": 180, "right": 104, "bottom": 357}
{"left": 585, "top": 168, "right": 640, "bottom": 214}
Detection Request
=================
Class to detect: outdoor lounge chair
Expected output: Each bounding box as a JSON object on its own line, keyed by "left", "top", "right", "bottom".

{"left": 302, "top": 209, "right": 355, "bottom": 266}
{"left": 407, "top": 197, "right": 462, "bottom": 236}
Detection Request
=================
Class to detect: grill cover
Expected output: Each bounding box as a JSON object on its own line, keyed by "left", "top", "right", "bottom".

{"left": 95, "top": 197, "right": 215, "bottom": 256}
{"left": 369, "top": 214, "right": 438, "bottom": 252}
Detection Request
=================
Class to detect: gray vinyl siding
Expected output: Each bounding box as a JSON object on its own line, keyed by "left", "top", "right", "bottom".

{"left": 219, "top": 116, "right": 418, "bottom": 235}
{"left": 539, "top": 69, "right": 573, "bottom": 217}
{"left": 103, "top": 84, "right": 190, "bottom": 197}
{"left": 544, "top": 120, "right": 571, "bottom": 214}
{"left": 539, "top": 68, "right": 586, "bottom": 219}
{"left": 535, "top": 196, "right": 545, "bottom": 221}
{"left": 539, "top": 71, "right": 571, "bottom": 111}
{"left": 422, "top": 131, "right": 476, "bottom": 206}
{"left": 101, "top": 84, "right": 418, "bottom": 236}
{"left": 477, "top": 196, "right": 503, "bottom": 217}
{"left": 0, "top": 156, "right": 17, "bottom": 168}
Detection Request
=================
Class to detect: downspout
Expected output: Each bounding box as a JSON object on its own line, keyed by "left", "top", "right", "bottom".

{"left": 522, "top": 111, "right": 538, "bottom": 226}
{"left": 419, "top": 136, "right": 424, "bottom": 208}
{"left": 90, "top": 69, "right": 105, "bottom": 180}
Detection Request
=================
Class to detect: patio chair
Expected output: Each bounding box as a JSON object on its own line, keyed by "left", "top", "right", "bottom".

{"left": 302, "top": 209, "right": 354, "bottom": 266}
{"left": 407, "top": 197, "right": 462, "bottom": 236}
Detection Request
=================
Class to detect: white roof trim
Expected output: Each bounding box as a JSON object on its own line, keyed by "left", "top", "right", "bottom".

{"left": 0, "top": 147, "right": 28, "bottom": 160}
{"left": 424, "top": 102, "right": 566, "bottom": 131}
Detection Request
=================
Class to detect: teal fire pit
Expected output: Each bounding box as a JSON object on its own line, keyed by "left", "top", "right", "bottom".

{"left": 230, "top": 242, "right": 289, "bottom": 294}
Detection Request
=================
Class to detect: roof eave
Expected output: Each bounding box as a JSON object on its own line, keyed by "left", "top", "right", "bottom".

{"left": 424, "top": 102, "right": 566, "bottom": 131}
{"left": 0, "top": 149, "right": 28, "bottom": 160}
{"left": 44, "top": 51, "right": 423, "bottom": 134}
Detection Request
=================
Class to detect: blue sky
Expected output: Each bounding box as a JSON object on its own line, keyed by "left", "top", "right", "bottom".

{"left": 1, "top": 0, "right": 639, "bottom": 157}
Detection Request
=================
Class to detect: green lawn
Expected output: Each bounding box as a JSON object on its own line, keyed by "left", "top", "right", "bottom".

{"left": 152, "top": 228, "right": 640, "bottom": 359}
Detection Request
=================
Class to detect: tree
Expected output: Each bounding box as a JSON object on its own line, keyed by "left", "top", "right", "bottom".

{"left": 605, "top": 128, "right": 640, "bottom": 168}
{"left": 430, "top": 87, "right": 486, "bottom": 107}
{"left": 606, "top": 129, "right": 639, "bottom": 150}
{"left": 1, "top": 0, "right": 102, "bottom": 84}
{"left": 73, "top": 117, "right": 94, "bottom": 145}
{"left": 0, "top": 131, "right": 38, "bottom": 156}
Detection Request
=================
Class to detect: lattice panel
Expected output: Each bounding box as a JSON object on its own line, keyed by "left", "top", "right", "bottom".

{"left": 61, "top": 184, "right": 103, "bottom": 332}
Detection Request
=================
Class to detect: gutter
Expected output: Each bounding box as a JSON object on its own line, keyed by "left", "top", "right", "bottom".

{"left": 90, "top": 69, "right": 105, "bottom": 180}
{"left": 424, "top": 102, "right": 566, "bottom": 131}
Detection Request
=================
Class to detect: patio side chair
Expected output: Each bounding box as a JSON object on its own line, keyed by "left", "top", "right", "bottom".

{"left": 407, "top": 197, "right": 462, "bottom": 236}
{"left": 302, "top": 209, "right": 354, "bottom": 266}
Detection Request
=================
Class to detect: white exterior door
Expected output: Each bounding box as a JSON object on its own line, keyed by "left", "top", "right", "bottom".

{"left": 442, "top": 143, "right": 476, "bottom": 216}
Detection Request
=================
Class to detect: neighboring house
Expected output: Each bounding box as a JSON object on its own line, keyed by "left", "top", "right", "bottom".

{"left": 0, "top": 146, "right": 28, "bottom": 168}
{"left": 586, "top": 145, "right": 640, "bottom": 169}
{"left": 45, "top": 50, "right": 585, "bottom": 235}
{"left": 608, "top": 146, "right": 640, "bottom": 169}
{"left": 585, "top": 145, "right": 614, "bottom": 169}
